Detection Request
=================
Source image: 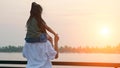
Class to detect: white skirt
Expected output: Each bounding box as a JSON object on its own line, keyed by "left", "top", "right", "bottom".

{"left": 22, "top": 40, "right": 57, "bottom": 68}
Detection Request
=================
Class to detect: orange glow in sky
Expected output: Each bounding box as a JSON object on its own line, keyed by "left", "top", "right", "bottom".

{"left": 0, "top": 0, "right": 120, "bottom": 47}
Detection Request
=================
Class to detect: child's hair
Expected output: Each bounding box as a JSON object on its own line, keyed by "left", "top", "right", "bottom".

{"left": 27, "top": 2, "right": 46, "bottom": 33}
{"left": 30, "top": 2, "right": 42, "bottom": 17}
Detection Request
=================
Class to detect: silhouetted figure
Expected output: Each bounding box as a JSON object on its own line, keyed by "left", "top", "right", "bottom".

{"left": 23, "top": 2, "right": 59, "bottom": 68}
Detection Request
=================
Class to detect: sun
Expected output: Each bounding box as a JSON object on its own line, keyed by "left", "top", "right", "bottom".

{"left": 100, "top": 27, "right": 110, "bottom": 37}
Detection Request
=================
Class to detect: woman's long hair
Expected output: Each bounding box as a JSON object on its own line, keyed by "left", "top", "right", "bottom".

{"left": 27, "top": 2, "right": 46, "bottom": 33}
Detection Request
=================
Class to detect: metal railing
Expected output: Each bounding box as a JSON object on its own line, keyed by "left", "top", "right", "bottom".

{"left": 0, "top": 60, "right": 120, "bottom": 68}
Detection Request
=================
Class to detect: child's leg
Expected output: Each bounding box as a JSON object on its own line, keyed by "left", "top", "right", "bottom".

{"left": 47, "top": 34, "right": 53, "bottom": 46}
{"left": 47, "top": 33, "right": 59, "bottom": 59}
{"left": 54, "top": 34, "right": 59, "bottom": 59}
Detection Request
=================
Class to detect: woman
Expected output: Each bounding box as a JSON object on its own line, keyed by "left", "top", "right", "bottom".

{"left": 23, "top": 2, "right": 59, "bottom": 68}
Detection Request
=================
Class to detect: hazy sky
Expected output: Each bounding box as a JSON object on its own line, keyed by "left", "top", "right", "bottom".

{"left": 0, "top": 0, "right": 120, "bottom": 47}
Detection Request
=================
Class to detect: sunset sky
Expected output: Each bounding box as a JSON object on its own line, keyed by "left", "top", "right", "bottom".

{"left": 0, "top": 0, "right": 120, "bottom": 47}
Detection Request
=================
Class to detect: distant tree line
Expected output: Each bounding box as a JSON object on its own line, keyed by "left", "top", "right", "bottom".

{"left": 59, "top": 44, "right": 120, "bottom": 53}
{"left": 0, "top": 44, "right": 120, "bottom": 53}
{"left": 0, "top": 45, "right": 23, "bottom": 52}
